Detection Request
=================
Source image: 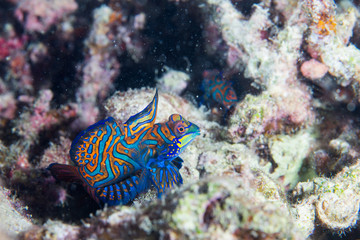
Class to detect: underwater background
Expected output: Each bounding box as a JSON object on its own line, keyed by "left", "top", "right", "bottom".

{"left": 1, "top": 0, "right": 360, "bottom": 239}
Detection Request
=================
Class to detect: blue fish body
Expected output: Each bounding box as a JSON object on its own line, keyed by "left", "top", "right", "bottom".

{"left": 201, "top": 69, "right": 238, "bottom": 111}
{"left": 48, "top": 90, "right": 200, "bottom": 206}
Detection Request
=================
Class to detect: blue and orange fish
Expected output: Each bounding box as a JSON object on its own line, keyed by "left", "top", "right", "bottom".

{"left": 201, "top": 69, "right": 238, "bottom": 112}
{"left": 48, "top": 90, "right": 200, "bottom": 206}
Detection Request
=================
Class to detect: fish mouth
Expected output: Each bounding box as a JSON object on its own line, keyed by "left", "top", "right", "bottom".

{"left": 178, "top": 122, "right": 200, "bottom": 148}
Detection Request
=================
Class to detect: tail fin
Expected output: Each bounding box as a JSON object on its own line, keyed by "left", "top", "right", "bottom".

{"left": 48, "top": 163, "right": 101, "bottom": 205}
{"left": 48, "top": 163, "right": 83, "bottom": 184}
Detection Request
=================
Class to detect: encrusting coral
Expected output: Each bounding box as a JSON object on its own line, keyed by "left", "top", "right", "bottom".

{"left": 15, "top": 0, "right": 77, "bottom": 33}
{"left": 1, "top": 0, "right": 360, "bottom": 239}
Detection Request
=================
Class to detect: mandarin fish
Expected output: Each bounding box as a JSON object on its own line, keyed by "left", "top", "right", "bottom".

{"left": 201, "top": 69, "right": 238, "bottom": 112}
{"left": 48, "top": 90, "right": 200, "bottom": 206}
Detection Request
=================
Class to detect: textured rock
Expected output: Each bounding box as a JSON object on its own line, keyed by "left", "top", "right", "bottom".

{"left": 20, "top": 176, "right": 304, "bottom": 240}
{"left": 0, "top": 187, "right": 33, "bottom": 238}
{"left": 292, "top": 162, "right": 360, "bottom": 236}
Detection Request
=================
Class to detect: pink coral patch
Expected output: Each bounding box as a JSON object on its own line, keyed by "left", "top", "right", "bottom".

{"left": 300, "top": 59, "right": 329, "bottom": 80}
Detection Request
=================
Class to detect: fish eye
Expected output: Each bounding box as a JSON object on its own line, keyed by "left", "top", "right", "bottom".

{"left": 174, "top": 121, "right": 187, "bottom": 136}
{"left": 175, "top": 123, "right": 185, "bottom": 135}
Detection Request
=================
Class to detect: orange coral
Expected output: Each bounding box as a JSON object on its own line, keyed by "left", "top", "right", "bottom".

{"left": 109, "top": 12, "right": 122, "bottom": 24}
{"left": 316, "top": 14, "right": 336, "bottom": 35}
{"left": 304, "top": 0, "right": 337, "bottom": 36}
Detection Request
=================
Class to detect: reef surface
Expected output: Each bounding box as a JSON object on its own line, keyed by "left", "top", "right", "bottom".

{"left": 1, "top": 0, "right": 360, "bottom": 239}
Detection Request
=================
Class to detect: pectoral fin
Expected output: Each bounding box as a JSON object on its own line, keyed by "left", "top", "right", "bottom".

{"left": 171, "top": 157, "right": 183, "bottom": 169}
{"left": 148, "top": 160, "right": 183, "bottom": 198}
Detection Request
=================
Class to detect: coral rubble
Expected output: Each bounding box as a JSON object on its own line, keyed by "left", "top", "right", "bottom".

{"left": 0, "top": 0, "right": 360, "bottom": 239}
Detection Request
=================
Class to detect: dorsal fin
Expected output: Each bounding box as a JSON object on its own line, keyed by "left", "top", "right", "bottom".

{"left": 125, "top": 90, "right": 158, "bottom": 136}
{"left": 70, "top": 117, "right": 124, "bottom": 166}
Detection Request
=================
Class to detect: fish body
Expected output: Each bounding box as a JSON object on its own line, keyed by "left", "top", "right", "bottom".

{"left": 201, "top": 69, "right": 238, "bottom": 111}
{"left": 49, "top": 90, "right": 200, "bottom": 206}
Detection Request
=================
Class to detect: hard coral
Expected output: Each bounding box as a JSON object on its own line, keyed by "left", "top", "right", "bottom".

{"left": 15, "top": 89, "right": 77, "bottom": 142}
{"left": 0, "top": 28, "right": 32, "bottom": 93}
{"left": 228, "top": 91, "right": 313, "bottom": 142}
{"left": 23, "top": 221, "right": 80, "bottom": 240}
{"left": 201, "top": 0, "right": 315, "bottom": 139}
{"left": 0, "top": 79, "right": 16, "bottom": 121}
{"left": 74, "top": 4, "right": 146, "bottom": 129}
{"left": 20, "top": 176, "right": 302, "bottom": 240}
{"left": 309, "top": 112, "right": 360, "bottom": 176}
{"left": 15, "top": 0, "right": 78, "bottom": 33}
{"left": 8, "top": 52, "right": 34, "bottom": 92}
{"left": 0, "top": 36, "right": 27, "bottom": 61}
{"left": 292, "top": 162, "right": 360, "bottom": 236}
{"left": 104, "top": 88, "right": 206, "bottom": 125}
{"left": 39, "top": 136, "right": 72, "bottom": 168}
{"left": 304, "top": 0, "right": 360, "bottom": 103}
{"left": 2, "top": 1, "right": 360, "bottom": 239}
{"left": 303, "top": 0, "right": 337, "bottom": 36}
